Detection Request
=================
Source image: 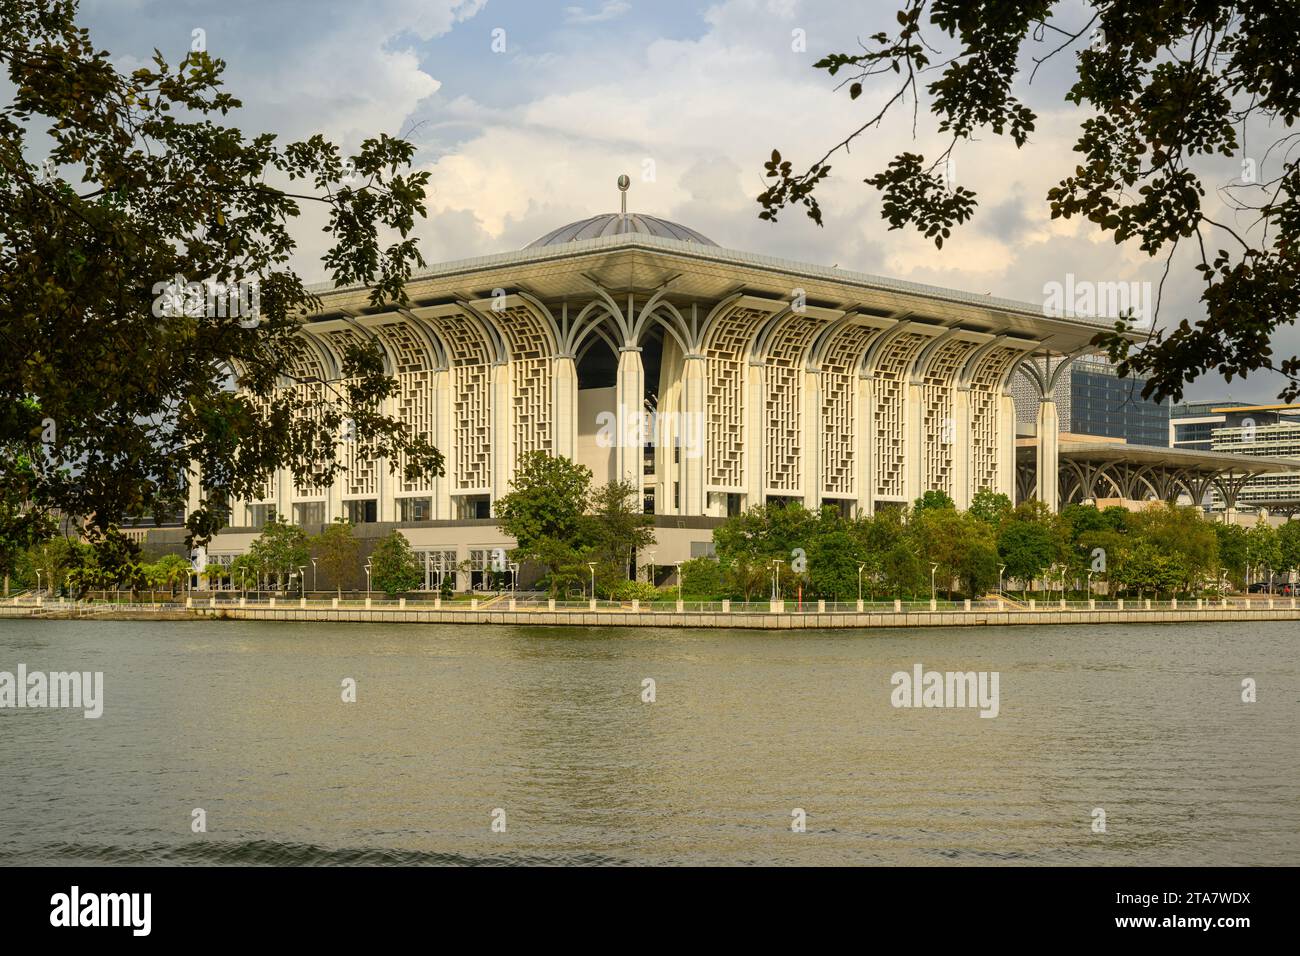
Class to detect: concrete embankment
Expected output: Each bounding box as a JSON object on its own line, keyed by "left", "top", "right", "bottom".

{"left": 4, "top": 603, "right": 1299, "bottom": 628}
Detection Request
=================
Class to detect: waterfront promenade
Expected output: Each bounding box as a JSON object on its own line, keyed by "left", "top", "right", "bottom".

{"left": 4, "top": 594, "right": 1300, "bottom": 629}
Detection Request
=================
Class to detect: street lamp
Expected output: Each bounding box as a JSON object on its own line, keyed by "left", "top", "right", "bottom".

{"left": 770, "top": 559, "right": 783, "bottom": 601}
{"left": 310, "top": 558, "right": 317, "bottom": 593}
{"left": 646, "top": 550, "right": 657, "bottom": 585}
{"left": 857, "top": 563, "right": 866, "bottom": 603}
{"left": 930, "top": 562, "right": 939, "bottom": 605}
{"left": 364, "top": 561, "right": 372, "bottom": 601}
{"left": 238, "top": 567, "right": 246, "bottom": 599}
{"left": 998, "top": 563, "right": 1006, "bottom": 599}
{"left": 1086, "top": 568, "right": 1094, "bottom": 597}
{"left": 588, "top": 562, "right": 596, "bottom": 601}
{"left": 298, "top": 565, "right": 307, "bottom": 597}
{"left": 675, "top": 561, "right": 683, "bottom": 604}
{"left": 34, "top": 568, "right": 43, "bottom": 598}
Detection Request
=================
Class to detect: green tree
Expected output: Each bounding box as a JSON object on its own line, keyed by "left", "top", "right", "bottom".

{"left": 1246, "top": 521, "right": 1283, "bottom": 584}
{"left": 248, "top": 518, "right": 309, "bottom": 589}
{"left": 913, "top": 489, "right": 955, "bottom": 514}
{"left": 369, "top": 530, "right": 423, "bottom": 596}
{"left": 1278, "top": 520, "right": 1300, "bottom": 581}
{"left": 757, "top": 3, "right": 1300, "bottom": 403}
{"left": 496, "top": 452, "right": 592, "bottom": 596}
{"left": 150, "top": 553, "right": 191, "bottom": 596}
{"left": 998, "top": 508, "right": 1057, "bottom": 596}
{"left": 1213, "top": 522, "right": 1248, "bottom": 587}
{"left": 968, "top": 488, "right": 1013, "bottom": 528}
{"left": 0, "top": 0, "right": 442, "bottom": 549}
{"left": 313, "top": 519, "right": 360, "bottom": 599}
{"left": 586, "top": 480, "right": 655, "bottom": 583}
{"left": 679, "top": 557, "right": 722, "bottom": 598}
{"left": 806, "top": 527, "right": 862, "bottom": 600}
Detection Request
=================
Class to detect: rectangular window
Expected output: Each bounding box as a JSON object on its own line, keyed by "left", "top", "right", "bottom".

{"left": 248, "top": 504, "right": 276, "bottom": 529}
{"left": 343, "top": 499, "right": 377, "bottom": 524}
{"left": 293, "top": 501, "right": 325, "bottom": 527}
{"left": 398, "top": 497, "right": 433, "bottom": 522}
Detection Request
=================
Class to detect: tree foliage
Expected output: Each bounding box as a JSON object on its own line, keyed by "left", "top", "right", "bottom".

{"left": 759, "top": 2, "right": 1300, "bottom": 401}
{"left": 0, "top": 0, "right": 441, "bottom": 549}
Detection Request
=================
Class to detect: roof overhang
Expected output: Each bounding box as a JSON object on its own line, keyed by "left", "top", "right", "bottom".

{"left": 305, "top": 233, "right": 1124, "bottom": 356}
{"left": 1017, "top": 439, "right": 1297, "bottom": 476}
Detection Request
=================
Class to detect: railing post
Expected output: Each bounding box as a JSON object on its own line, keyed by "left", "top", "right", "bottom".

{"left": 269, "top": 596, "right": 276, "bottom": 608}
{"left": 399, "top": 597, "right": 406, "bottom": 609}
{"left": 364, "top": 596, "right": 371, "bottom": 609}
{"left": 1029, "top": 599, "right": 1036, "bottom": 610}
{"left": 676, "top": 600, "right": 684, "bottom": 613}
{"left": 1196, "top": 598, "right": 1203, "bottom": 610}
{"left": 722, "top": 599, "right": 731, "bottom": 613}
{"left": 185, "top": 597, "right": 192, "bottom": 609}
{"left": 856, "top": 599, "right": 864, "bottom": 613}
{"left": 471, "top": 598, "right": 479, "bottom": 611}
{"left": 332, "top": 596, "right": 339, "bottom": 609}
{"left": 547, "top": 598, "right": 555, "bottom": 612}
{"left": 817, "top": 599, "right": 825, "bottom": 613}
{"left": 1144, "top": 599, "right": 1150, "bottom": 610}
{"left": 299, "top": 597, "right": 306, "bottom": 609}
{"left": 434, "top": 597, "right": 442, "bottom": 610}
{"left": 963, "top": 599, "right": 971, "bottom": 611}
{"left": 1117, "top": 598, "right": 1124, "bottom": 610}
{"left": 510, "top": 598, "right": 518, "bottom": 611}
{"left": 893, "top": 599, "right": 901, "bottom": 613}
{"left": 1170, "top": 598, "right": 1177, "bottom": 609}
{"left": 239, "top": 595, "right": 246, "bottom": 607}
{"left": 770, "top": 599, "right": 785, "bottom": 614}
{"left": 1088, "top": 598, "right": 1095, "bottom": 610}
{"left": 588, "top": 598, "right": 596, "bottom": 611}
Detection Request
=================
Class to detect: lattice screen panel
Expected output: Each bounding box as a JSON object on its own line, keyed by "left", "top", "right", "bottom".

{"left": 967, "top": 346, "right": 1024, "bottom": 498}
{"left": 494, "top": 306, "right": 554, "bottom": 464}
{"left": 871, "top": 332, "right": 930, "bottom": 498}
{"left": 425, "top": 312, "right": 493, "bottom": 494}
{"left": 704, "top": 307, "right": 768, "bottom": 490}
{"left": 819, "top": 324, "right": 885, "bottom": 498}
{"left": 763, "top": 315, "right": 824, "bottom": 493}
{"left": 920, "top": 339, "right": 982, "bottom": 496}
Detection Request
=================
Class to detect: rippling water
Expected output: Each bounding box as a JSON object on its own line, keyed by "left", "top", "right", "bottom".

{"left": 0, "top": 618, "right": 1295, "bottom": 866}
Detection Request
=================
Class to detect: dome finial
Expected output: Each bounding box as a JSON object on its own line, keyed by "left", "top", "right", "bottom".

{"left": 617, "top": 174, "right": 630, "bottom": 218}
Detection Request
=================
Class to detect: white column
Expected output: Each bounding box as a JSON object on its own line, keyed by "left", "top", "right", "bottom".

{"left": 491, "top": 362, "right": 510, "bottom": 508}
{"left": 998, "top": 394, "right": 1017, "bottom": 502}
{"left": 681, "top": 354, "right": 707, "bottom": 516}
{"left": 746, "top": 361, "right": 766, "bottom": 507}
{"left": 615, "top": 347, "right": 644, "bottom": 486}
{"left": 951, "top": 386, "right": 972, "bottom": 508}
{"left": 857, "top": 374, "right": 875, "bottom": 516}
{"left": 803, "top": 369, "right": 821, "bottom": 509}
{"left": 1036, "top": 398, "right": 1059, "bottom": 511}
{"left": 552, "top": 355, "right": 578, "bottom": 461}
{"left": 432, "top": 367, "right": 452, "bottom": 520}
{"left": 904, "top": 382, "right": 925, "bottom": 503}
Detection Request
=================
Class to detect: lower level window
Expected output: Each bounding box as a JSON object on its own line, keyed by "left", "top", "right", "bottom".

{"left": 398, "top": 497, "right": 433, "bottom": 522}
{"left": 343, "top": 499, "right": 377, "bottom": 523}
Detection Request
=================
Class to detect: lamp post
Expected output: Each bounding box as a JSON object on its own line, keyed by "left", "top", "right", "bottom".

{"left": 588, "top": 562, "right": 596, "bottom": 601}
{"left": 857, "top": 563, "right": 866, "bottom": 603}
{"left": 770, "top": 559, "right": 783, "bottom": 601}
{"left": 364, "top": 561, "right": 372, "bottom": 601}
{"left": 34, "top": 568, "right": 43, "bottom": 598}
{"left": 998, "top": 563, "right": 1006, "bottom": 599}
{"left": 310, "top": 557, "right": 317, "bottom": 593}
{"left": 238, "top": 567, "right": 245, "bottom": 599}
{"left": 675, "top": 561, "right": 683, "bottom": 604}
{"left": 509, "top": 562, "right": 518, "bottom": 596}
{"left": 1086, "top": 569, "right": 1094, "bottom": 597}
{"left": 646, "top": 550, "right": 657, "bottom": 585}
{"left": 298, "top": 565, "right": 307, "bottom": 598}
{"left": 930, "top": 562, "right": 939, "bottom": 605}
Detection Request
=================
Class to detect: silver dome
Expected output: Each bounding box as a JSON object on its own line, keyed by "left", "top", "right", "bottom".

{"left": 525, "top": 213, "right": 717, "bottom": 248}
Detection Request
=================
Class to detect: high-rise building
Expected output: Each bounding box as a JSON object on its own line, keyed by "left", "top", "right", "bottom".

{"left": 1011, "top": 355, "right": 1169, "bottom": 446}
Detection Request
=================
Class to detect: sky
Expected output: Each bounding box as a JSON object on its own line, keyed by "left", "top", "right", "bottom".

{"left": 72, "top": 0, "right": 1294, "bottom": 403}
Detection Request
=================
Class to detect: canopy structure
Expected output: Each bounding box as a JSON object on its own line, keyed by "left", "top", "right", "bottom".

{"left": 1016, "top": 439, "right": 1296, "bottom": 512}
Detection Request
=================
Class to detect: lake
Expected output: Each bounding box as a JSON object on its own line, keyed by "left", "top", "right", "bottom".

{"left": 0, "top": 618, "right": 1295, "bottom": 865}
